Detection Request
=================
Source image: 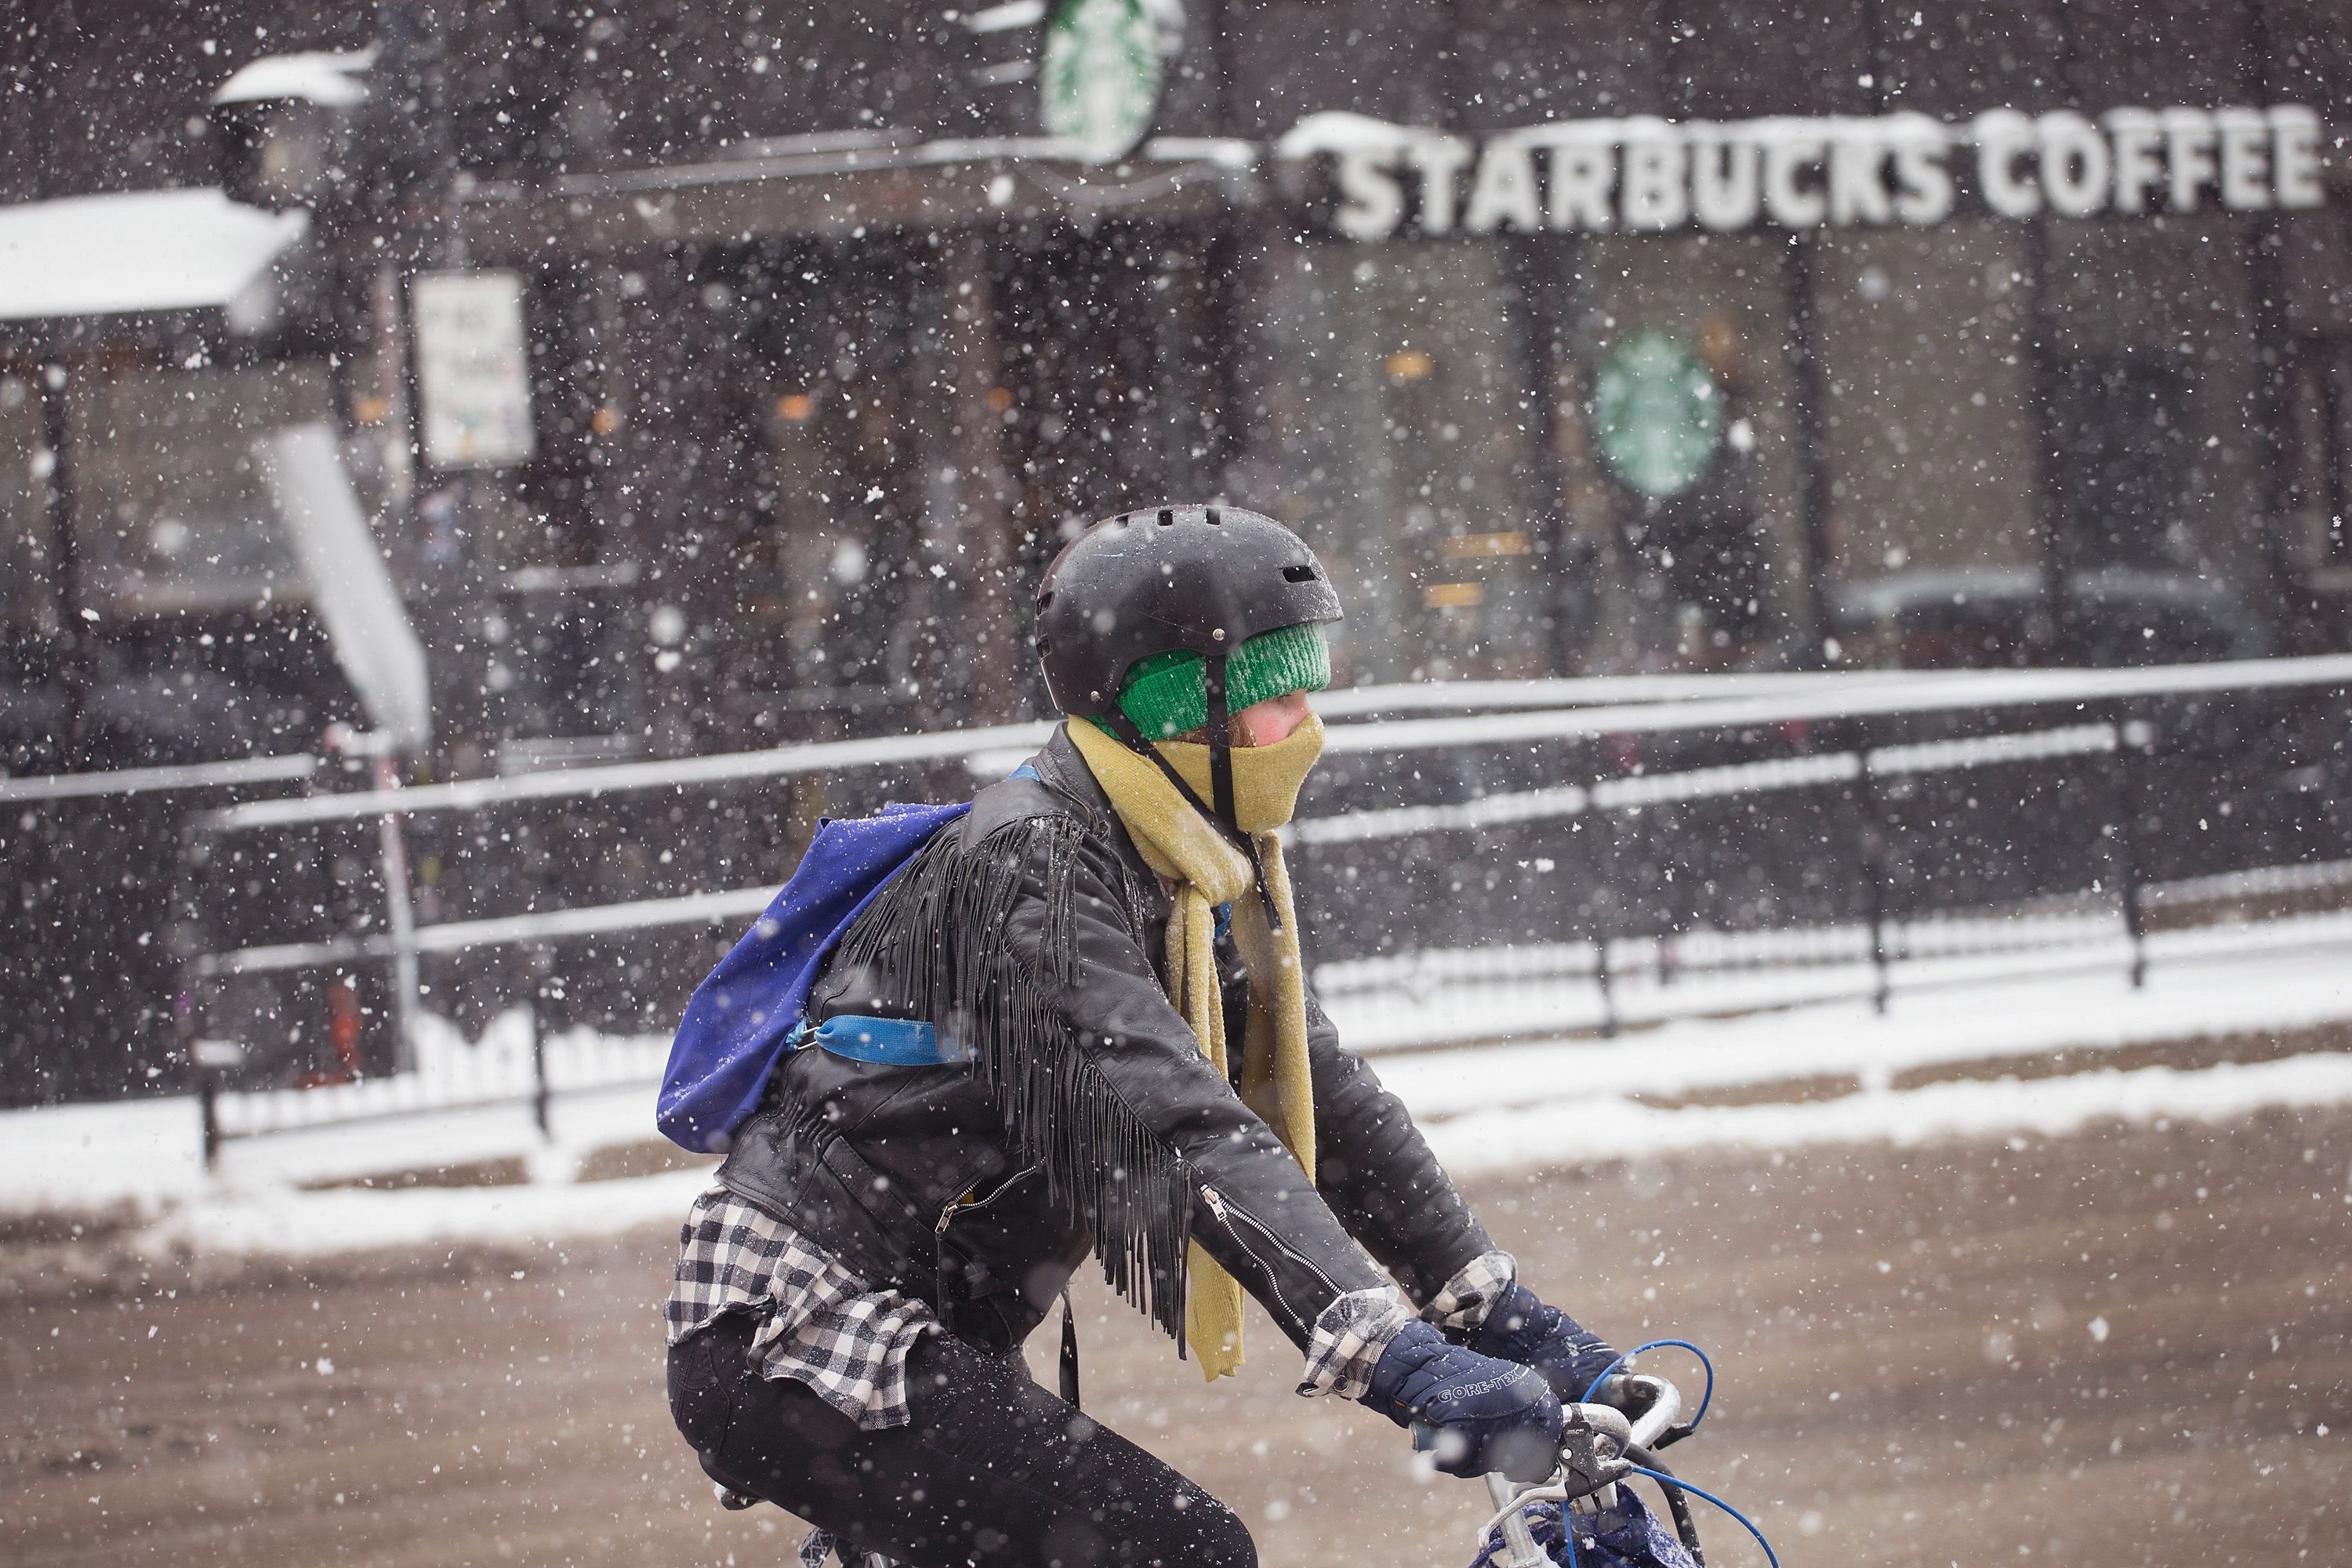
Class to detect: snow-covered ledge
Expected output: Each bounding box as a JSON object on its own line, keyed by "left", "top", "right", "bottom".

{"left": 0, "top": 188, "right": 308, "bottom": 326}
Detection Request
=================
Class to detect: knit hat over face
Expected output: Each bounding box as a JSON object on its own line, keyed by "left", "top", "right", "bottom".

{"left": 1102, "top": 621, "right": 1332, "bottom": 742}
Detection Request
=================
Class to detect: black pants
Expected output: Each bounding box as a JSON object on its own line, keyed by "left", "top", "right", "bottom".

{"left": 670, "top": 1313, "right": 1256, "bottom": 1568}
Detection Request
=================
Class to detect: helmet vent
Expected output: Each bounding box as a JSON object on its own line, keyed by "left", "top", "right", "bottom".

{"left": 1283, "top": 563, "right": 1319, "bottom": 583}
{"left": 1157, "top": 508, "right": 1174, "bottom": 527}
{"left": 1204, "top": 508, "right": 1222, "bottom": 526}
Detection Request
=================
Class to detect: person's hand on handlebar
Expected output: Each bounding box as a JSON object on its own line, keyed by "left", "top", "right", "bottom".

{"left": 1463, "top": 1283, "right": 1623, "bottom": 1406}
{"left": 1361, "top": 1321, "right": 1563, "bottom": 1482}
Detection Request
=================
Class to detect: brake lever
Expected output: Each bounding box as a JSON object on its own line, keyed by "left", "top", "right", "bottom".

{"left": 1468, "top": 1402, "right": 1636, "bottom": 1562}
{"left": 1556, "top": 1403, "right": 1635, "bottom": 1500}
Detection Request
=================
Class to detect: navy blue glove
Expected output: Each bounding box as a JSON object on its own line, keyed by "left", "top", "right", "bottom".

{"left": 1468, "top": 1283, "right": 1622, "bottom": 1404}
{"left": 1363, "top": 1320, "right": 1563, "bottom": 1482}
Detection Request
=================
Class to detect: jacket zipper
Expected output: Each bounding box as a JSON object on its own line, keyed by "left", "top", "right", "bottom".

{"left": 936, "top": 1160, "right": 1042, "bottom": 1235}
{"left": 1198, "top": 1183, "right": 1345, "bottom": 1333}
{"left": 932, "top": 1162, "right": 1040, "bottom": 1321}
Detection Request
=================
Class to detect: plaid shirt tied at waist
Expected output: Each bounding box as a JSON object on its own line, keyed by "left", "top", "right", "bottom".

{"left": 666, "top": 1181, "right": 1519, "bottom": 1429}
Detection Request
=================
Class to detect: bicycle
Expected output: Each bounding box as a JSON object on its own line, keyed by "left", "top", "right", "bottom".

{"left": 1459, "top": 1348, "right": 1778, "bottom": 1568}
{"left": 706, "top": 1351, "right": 1776, "bottom": 1568}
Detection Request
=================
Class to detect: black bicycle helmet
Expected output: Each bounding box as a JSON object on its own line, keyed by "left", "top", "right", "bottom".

{"left": 1035, "top": 504, "right": 1341, "bottom": 855}
{"left": 1034, "top": 504, "right": 1343, "bottom": 717}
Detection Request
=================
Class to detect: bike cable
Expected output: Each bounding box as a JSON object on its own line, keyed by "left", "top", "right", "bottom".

{"left": 1542, "top": 1335, "right": 1776, "bottom": 1568}
{"left": 1625, "top": 1446, "right": 1705, "bottom": 1568}
{"left": 1624, "top": 1466, "right": 1778, "bottom": 1568}
{"left": 1578, "top": 1338, "right": 1716, "bottom": 1429}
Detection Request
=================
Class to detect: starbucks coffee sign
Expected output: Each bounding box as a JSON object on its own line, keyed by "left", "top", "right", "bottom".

{"left": 1278, "top": 105, "right": 2327, "bottom": 240}
{"left": 1595, "top": 333, "right": 1722, "bottom": 499}
{"left": 1041, "top": 0, "right": 1184, "bottom": 162}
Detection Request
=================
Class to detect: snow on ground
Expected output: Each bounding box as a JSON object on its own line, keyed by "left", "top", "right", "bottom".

{"left": 2, "top": 1096, "right": 206, "bottom": 1218}
{"left": 1427, "top": 1052, "right": 2352, "bottom": 1179}
{"left": 1324, "top": 906, "right": 2352, "bottom": 1052}
{"left": 1366, "top": 912, "right": 2352, "bottom": 1116}
{"left": 140, "top": 1163, "right": 716, "bottom": 1262}
{"left": 3, "top": 914, "right": 2347, "bottom": 1261}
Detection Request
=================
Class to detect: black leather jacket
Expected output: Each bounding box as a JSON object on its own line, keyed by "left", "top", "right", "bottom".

{"left": 717, "top": 727, "right": 1492, "bottom": 1358}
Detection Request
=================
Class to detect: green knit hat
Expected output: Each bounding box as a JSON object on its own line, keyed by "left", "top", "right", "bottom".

{"left": 1097, "top": 622, "right": 1332, "bottom": 741}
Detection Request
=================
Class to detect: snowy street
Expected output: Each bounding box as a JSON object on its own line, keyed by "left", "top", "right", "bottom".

{"left": 5, "top": 927, "right": 2350, "bottom": 1567}
{"left": 7, "top": 5, "right": 2352, "bottom": 1566}
{"left": 5, "top": 1089, "right": 2345, "bottom": 1568}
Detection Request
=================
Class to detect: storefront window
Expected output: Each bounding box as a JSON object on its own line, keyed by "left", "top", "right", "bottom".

{"left": 752, "top": 367, "right": 921, "bottom": 708}
{"left": 1809, "top": 224, "right": 2045, "bottom": 667}
{"left": 1557, "top": 231, "right": 1808, "bottom": 672}
{"left": 688, "top": 246, "right": 931, "bottom": 729}
{"left": 2057, "top": 353, "right": 2196, "bottom": 568}
{"left": 2317, "top": 356, "right": 2352, "bottom": 567}
{"left": 999, "top": 232, "right": 1202, "bottom": 544}
{"left": 67, "top": 360, "right": 332, "bottom": 616}
{"left": 1813, "top": 225, "right": 2041, "bottom": 580}
{"left": 1233, "top": 241, "right": 1550, "bottom": 685}
{"left": 2042, "top": 216, "right": 2267, "bottom": 592}
{"left": 0, "top": 372, "right": 54, "bottom": 632}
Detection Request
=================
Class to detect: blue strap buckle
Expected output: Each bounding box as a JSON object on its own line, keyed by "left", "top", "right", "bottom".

{"left": 786, "top": 1013, "right": 971, "bottom": 1068}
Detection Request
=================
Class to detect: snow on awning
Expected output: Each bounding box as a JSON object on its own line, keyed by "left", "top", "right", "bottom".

{"left": 212, "top": 47, "right": 376, "bottom": 107}
{"left": 0, "top": 188, "right": 309, "bottom": 325}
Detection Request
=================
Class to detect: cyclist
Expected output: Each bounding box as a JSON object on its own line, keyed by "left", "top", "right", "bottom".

{"left": 666, "top": 505, "right": 1624, "bottom": 1567}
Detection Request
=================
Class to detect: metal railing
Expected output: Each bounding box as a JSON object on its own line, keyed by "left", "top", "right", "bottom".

{"left": 171, "top": 655, "right": 2352, "bottom": 1164}
{"left": 0, "top": 750, "right": 328, "bottom": 1109}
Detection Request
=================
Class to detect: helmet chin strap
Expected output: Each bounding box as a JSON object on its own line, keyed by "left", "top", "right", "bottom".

{"left": 1098, "top": 656, "right": 1283, "bottom": 935}
{"left": 1203, "top": 653, "right": 1236, "bottom": 828}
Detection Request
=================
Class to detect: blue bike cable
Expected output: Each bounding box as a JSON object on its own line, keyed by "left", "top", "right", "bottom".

{"left": 1578, "top": 1338, "right": 1716, "bottom": 1428}
{"left": 1565, "top": 1337, "right": 1769, "bottom": 1566}
{"left": 1497, "top": 1334, "right": 1769, "bottom": 1568}
{"left": 1625, "top": 1465, "right": 1780, "bottom": 1568}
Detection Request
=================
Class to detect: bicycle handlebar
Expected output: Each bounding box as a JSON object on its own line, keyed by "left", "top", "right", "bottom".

{"left": 1471, "top": 1372, "right": 1696, "bottom": 1567}
{"left": 1611, "top": 1374, "right": 1682, "bottom": 1452}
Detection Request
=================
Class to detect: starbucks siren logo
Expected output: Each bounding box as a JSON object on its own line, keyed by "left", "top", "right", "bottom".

{"left": 1593, "top": 331, "right": 1724, "bottom": 499}
{"left": 1042, "top": 0, "right": 1182, "bottom": 162}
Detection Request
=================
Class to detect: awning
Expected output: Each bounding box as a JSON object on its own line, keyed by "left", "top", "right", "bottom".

{"left": 212, "top": 47, "right": 375, "bottom": 107}
{"left": 0, "top": 188, "right": 309, "bottom": 324}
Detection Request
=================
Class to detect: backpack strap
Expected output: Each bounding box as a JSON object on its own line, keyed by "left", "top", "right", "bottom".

{"left": 787, "top": 1014, "right": 970, "bottom": 1068}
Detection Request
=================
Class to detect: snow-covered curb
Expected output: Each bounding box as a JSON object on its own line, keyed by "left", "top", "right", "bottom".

{"left": 0, "top": 1076, "right": 667, "bottom": 1221}
{"left": 136, "top": 1163, "right": 715, "bottom": 1261}
{"left": 1426, "top": 1051, "right": 2352, "bottom": 1178}
{"left": 84, "top": 1047, "right": 2352, "bottom": 1265}
{"left": 1328, "top": 908, "right": 2352, "bottom": 1052}
{"left": 1, "top": 1097, "right": 208, "bottom": 1219}
{"left": 4, "top": 916, "right": 2346, "bottom": 1260}
{"left": 1370, "top": 926, "right": 2352, "bottom": 1118}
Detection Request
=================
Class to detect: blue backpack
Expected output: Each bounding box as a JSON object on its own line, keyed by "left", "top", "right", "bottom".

{"left": 656, "top": 799, "right": 971, "bottom": 1153}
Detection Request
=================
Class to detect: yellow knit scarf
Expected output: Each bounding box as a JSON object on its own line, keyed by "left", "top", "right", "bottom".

{"left": 1062, "top": 713, "right": 1325, "bottom": 1381}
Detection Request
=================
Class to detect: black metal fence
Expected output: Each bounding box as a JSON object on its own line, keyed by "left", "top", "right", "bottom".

{"left": 11, "top": 658, "right": 2350, "bottom": 1149}
{"left": 0, "top": 753, "right": 317, "bottom": 1107}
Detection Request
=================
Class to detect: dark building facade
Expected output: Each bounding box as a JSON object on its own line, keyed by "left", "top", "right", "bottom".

{"left": 2, "top": 2, "right": 2350, "bottom": 1100}
{"left": 4, "top": 0, "right": 2350, "bottom": 777}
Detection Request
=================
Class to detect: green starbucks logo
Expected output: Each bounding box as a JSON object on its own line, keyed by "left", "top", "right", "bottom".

{"left": 1593, "top": 331, "right": 1723, "bottom": 498}
{"left": 1042, "top": 0, "right": 1181, "bottom": 162}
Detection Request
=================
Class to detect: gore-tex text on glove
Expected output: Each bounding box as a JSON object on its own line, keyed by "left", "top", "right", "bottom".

{"left": 1362, "top": 1319, "right": 1563, "bottom": 1482}
{"left": 1467, "top": 1283, "right": 1622, "bottom": 1404}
